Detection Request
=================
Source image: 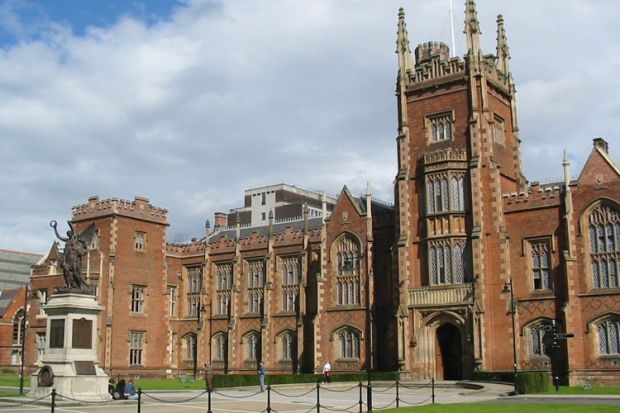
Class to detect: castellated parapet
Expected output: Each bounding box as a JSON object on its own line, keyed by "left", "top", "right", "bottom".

{"left": 415, "top": 41, "right": 449, "bottom": 64}
{"left": 71, "top": 195, "right": 168, "bottom": 224}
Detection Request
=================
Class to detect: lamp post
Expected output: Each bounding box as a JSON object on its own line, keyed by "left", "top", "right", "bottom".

{"left": 503, "top": 279, "right": 518, "bottom": 395}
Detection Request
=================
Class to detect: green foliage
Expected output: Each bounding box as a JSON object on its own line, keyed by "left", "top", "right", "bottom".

{"left": 515, "top": 371, "right": 549, "bottom": 394}
{"left": 471, "top": 371, "right": 516, "bottom": 383}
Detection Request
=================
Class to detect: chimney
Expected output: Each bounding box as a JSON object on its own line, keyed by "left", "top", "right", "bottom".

{"left": 593, "top": 137, "right": 609, "bottom": 154}
{"left": 214, "top": 212, "right": 227, "bottom": 229}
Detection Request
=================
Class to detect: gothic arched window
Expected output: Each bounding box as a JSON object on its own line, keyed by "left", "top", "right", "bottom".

{"left": 598, "top": 318, "right": 620, "bottom": 355}
{"left": 336, "top": 236, "right": 360, "bottom": 305}
{"left": 244, "top": 332, "right": 261, "bottom": 362}
{"left": 337, "top": 328, "right": 361, "bottom": 360}
{"left": 588, "top": 205, "right": 620, "bottom": 289}
{"left": 213, "top": 332, "right": 227, "bottom": 361}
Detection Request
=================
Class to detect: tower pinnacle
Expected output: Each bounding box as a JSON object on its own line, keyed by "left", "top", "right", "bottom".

{"left": 496, "top": 14, "right": 511, "bottom": 75}
{"left": 396, "top": 8, "right": 414, "bottom": 76}
{"left": 464, "top": 0, "right": 481, "bottom": 60}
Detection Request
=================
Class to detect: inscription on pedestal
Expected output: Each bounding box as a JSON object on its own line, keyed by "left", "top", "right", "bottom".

{"left": 74, "top": 361, "right": 96, "bottom": 375}
{"left": 72, "top": 318, "right": 92, "bottom": 349}
{"left": 50, "top": 319, "right": 65, "bottom": 348}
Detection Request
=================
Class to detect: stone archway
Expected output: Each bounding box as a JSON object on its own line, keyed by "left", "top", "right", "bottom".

{"left": 435, "top": 323, "right": 462, "bottom": 380}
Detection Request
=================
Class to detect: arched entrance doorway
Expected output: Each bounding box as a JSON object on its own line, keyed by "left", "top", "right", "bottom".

{"left": 435, "top": 323, "right": 462, "bottom": 380}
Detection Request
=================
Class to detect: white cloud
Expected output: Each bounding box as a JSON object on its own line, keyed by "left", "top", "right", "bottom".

{"left": 1, "top": 0, "right": 619, "bottom": 252}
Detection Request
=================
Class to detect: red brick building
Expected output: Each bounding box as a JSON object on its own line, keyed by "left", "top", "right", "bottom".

{"left": 21, "top": 1, "right": 620, "bottom": 386}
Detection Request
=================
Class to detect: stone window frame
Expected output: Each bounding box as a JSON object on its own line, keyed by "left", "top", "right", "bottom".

{"left": 182, "top": 333, "right": 197, "bottom": 362}
{"left": 493, "top": 113, "right": 505, "bottom": 145}
{"left": 523, "top": 318, "right": 554, "bottom": 359}
{"left": 215, "top": 263, "right": 233, "bottom": 316}
{"left": 36, "top": 332, "right": 46, "bottom": 365}
{"left": 134, "top": 231, "right": 146, "bottom": 252}
{"left": 589, "top": 313, "right": 620, "bottom": 358}
{"left": 425, "top": 171, "right": 466, "bottom": 215}
{"left": 246, "top": 259, "right": 265, "bottom": 315}
{"left": 186, "top": 265, "right": 202, "bottom": 318}
{"left": 243, "top": 330, "right": 261, "bottom": 362}
{"left": 12, "top": 309, "right": 25, "bottom": 345}
{"left": 130, "top": 285, "right": 146, "bottom": 314}
{"left": 580, "top": 200, "right": 620, "bottom": 291}
{"left": 332, "top": 233, "right": 362, "bottom": 307}
{"left": 277, "top": 329, "right": 296, "bottom": 361}
{"left": 524, "top": 237, "right": 553, "bottom": 291}
{"left": 427, "top": 238, "right": 467, "bottom": 285}
{"left": 425, "top": 110, "right": 455, "bottom": 143}
{"left": 213, "top": 332, "right": 228, "bottom": 362}
{"left": 167, "top": 285, "right": 177, "bottom": 317}
{"left": 333, "top": 325, "right": 362, "bottom": 361}
{"left": 279, "top": 255, "right": 300, "bottom": 313}
{"left": 129, "top": 330, "right": 145, "bottom": 366}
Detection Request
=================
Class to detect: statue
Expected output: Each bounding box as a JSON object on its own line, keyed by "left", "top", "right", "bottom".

{"left": 50, "top": 220, "right": 96, "bottom": 292}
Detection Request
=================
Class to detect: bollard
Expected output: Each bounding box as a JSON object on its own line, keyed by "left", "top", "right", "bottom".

{"left": 51, "top": 388, "right": 56, "bottom": 413}
{"left": 266, "top": 385, "right": 272, "bottom": 413}
{"left": 137, "top": 388, "right": 142, "bottom": 413}
{"left": 396, "top": 380, "right": 400, "bottom": 408}
{"left": 358, "top": 382, "right": 363, "bottom": 413}
{"left": 207, "top": 388, "right": 212, "bottom": 413}
{"left": 316, "top": 381, "right": 321, "bottom": 413}
{"left": 431, "top": 378, "right": 435, "bottom": 404}
{"left": 367, "top": 382, "right": 373, "bottom": 413}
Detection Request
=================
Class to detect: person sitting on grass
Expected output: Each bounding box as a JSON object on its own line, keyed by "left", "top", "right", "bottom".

{"left": 113, "top": 378, "right": 126, "bottom": 400}
{"left": 124, "top": 379, "right": 139, "bottom": 400}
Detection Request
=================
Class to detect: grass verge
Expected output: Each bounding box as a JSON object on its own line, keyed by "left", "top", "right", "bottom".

{"left": 383, "top": 404, "right": 620, "bottom": 413}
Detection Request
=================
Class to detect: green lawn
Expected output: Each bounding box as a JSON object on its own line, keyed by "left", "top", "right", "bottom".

{"left": 383, "top": 404, "right": 619, "bottom": 413}
{"left": 134, "top": 378, "right": 207, "bottom": 390}
{"left": 0, "top": 372, "right": 29, "bottom": 387}
{"left": 542, "top": 385, "right": 620, "bottom": 395}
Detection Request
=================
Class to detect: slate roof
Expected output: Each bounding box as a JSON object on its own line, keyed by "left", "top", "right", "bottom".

{"left": 0, "top": 249, "right": 43, "bottom": 290}
{"left": 0, "top": 288, "right": 18, "bottom": 317}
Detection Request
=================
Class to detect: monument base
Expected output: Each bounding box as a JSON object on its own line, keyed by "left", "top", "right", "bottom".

{"left": 30, "top": 293, "right": 111, "bottom": 401}
{"left": 31, "top": 362, "right": 111, "bottom": 401}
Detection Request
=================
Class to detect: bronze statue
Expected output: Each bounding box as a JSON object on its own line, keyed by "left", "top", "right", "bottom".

{"left": 50, "top": 220, "right": 96, "bottom": 292}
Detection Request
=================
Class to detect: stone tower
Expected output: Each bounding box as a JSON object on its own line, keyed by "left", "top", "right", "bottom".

{"left": 394, "top": 1, "right": 526, "bottom": 379}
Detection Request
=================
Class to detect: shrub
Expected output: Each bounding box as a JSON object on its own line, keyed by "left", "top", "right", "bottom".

{"left": 211, "top": 371, "right": 399, "bottom": 389}
{"left": 516, "top": 371, "right": 549, "bottom": 394}
{"left": 472, "top": 371, "right": 516, "bottom": 383}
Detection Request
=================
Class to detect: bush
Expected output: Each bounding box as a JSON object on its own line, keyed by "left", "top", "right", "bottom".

{"left": 211, "top": 371, "right": 399, "bottom": 389}
{"left": 516, "top": 371, "right": 549, "bottom": 394}
{"left": 472, "top": 371, "right": 516, "bottom": 383}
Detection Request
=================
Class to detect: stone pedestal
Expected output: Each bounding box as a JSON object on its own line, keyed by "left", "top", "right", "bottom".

{"left": 31, "top": 293, "right": 110, "bottom": 401}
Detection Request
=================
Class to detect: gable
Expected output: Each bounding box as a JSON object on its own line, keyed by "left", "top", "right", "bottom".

{"left": 578, "top": 146, "right": 620, "bottom": 187}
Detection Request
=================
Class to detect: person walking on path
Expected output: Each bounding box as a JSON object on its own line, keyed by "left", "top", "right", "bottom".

{"left": 258, "top": 362, "right": 266, "bottom": 392}
{"left": 323, "top": 361, "right": 332, "bottom": 383}
{"left": 205, "top": 363, "right": 214, "bottom": 391}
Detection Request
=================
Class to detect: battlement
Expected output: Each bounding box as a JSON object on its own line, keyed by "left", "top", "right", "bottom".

{"left": 166, "top": 239, "right": 205, "bottom": 256}
{"left": 415, "top": 42, "right": 450, "bottom": 64}
{"left": 502, "top": 182, "right": 563, "bottom": 211}
{"left": 72, "top": 195, "right": 168, "bottom": 224}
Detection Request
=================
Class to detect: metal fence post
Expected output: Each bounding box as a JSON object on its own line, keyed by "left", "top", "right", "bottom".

{"left": 137, "top": 388, "right": 142, "bottom": 413}
{"left": 207, "top": 388, "right": 212, "bottom": 413}
{"left": 316, "top": 381, "right": 321, "bottom": 413}
{"left": 51, "top": 388, "right": 56, "bottom": 413}
{"left": 396, "top": 380, "right": 400, "bottom": 408}
{"left": 367, "top": 382, "right": 373, "bottom": 413}
{"left": 266, "top": 385, "right": 272, "bottom": 413}
{"left": 431, "top": 378, "right": 435, "bottom": 404}
{"left": 358, "top": 382, "right": 363, "bottom": 413}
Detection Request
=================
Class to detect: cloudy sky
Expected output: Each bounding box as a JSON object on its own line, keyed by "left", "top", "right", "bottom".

{"left": 1, "top": 0, "right": 619, "bottom": 253}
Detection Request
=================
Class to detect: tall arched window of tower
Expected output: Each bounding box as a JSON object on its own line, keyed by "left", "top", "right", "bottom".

{"left": 334, "top": 235, "right": 361, "bottom": 305}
